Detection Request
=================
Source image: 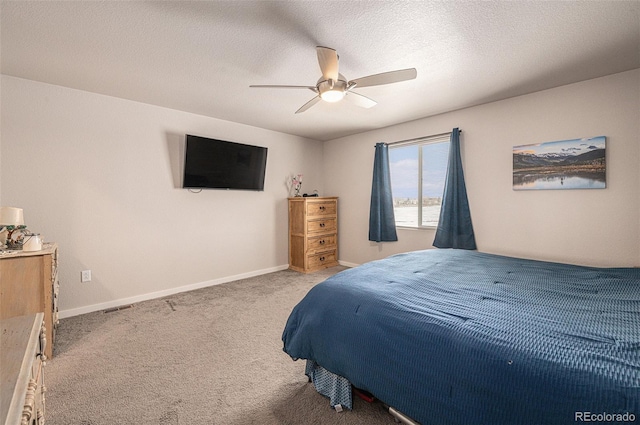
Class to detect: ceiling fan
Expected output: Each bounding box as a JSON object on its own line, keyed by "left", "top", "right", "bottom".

{"left": 250, "top": 46, "right": 417, "bottom": 114}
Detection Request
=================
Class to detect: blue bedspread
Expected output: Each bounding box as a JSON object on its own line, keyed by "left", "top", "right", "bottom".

{"left": 282, "top": 249, "right": 640, "bottom": 425}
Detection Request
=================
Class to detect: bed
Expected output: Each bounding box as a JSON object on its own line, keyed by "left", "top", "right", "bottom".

{"left": 282, "top": 249, "right": 640, "bottom": 424}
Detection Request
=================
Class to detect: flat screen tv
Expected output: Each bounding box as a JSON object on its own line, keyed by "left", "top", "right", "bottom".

{"left": 183, "top": 135, "right": 268, "bottom": 191}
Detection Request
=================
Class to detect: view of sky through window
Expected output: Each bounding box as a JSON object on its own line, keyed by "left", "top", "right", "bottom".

{"left": 390, "top": 141, "right": 449, "bottom": 227}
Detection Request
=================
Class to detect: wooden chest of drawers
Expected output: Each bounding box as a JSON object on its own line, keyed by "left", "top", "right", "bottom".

{"left": 0, "top": 243, "right": 59, "bottom": 359}
{"left": 288, "top": 197, "right": 338, "bottom": 273}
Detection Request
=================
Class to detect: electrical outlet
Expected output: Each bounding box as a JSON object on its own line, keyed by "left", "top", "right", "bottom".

{"left": 81, "top": 270, "right": 92, "bottom": 283}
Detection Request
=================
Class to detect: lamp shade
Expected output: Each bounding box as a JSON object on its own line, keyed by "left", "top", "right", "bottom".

{"left": 0, "top": 207, "right": 25, "bottom": 226}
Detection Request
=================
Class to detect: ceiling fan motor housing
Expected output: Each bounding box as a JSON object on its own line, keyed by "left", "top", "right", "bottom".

{"left": 317, "top": 74, "right": 348, "bottom": 102}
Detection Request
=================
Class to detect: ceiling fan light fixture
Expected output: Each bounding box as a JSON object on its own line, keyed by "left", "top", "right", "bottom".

{"left": 318, "top": 76, "right": 347, "bottom": 103}
{"left": 320, "top": 89, "right": 345, "bottom": 103}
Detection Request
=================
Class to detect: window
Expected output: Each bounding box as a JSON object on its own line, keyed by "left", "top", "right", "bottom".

{"left": 389, "top": 136, "right": 450, "bottom": 228}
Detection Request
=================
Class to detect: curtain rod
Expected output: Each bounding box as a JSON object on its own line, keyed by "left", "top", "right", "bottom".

{"left": 384, "top": 129, "right": 462, "bottom": 147}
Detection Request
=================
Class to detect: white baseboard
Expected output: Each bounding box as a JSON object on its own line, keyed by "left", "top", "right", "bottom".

{"left": 338, "top": 260, "right": 359, "bottom": 268}
{"left": 58, "top": 264, "right": 290, "bottom": 319}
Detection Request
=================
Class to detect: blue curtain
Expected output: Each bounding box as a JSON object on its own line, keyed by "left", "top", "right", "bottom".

{"left": 369, "top": 143, "right": 398, "bottom": 242}
{"left": 433, "top": 128, "right": 476, "bottom": 249}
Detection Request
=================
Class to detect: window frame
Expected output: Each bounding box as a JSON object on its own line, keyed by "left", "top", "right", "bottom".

{"left": 389, "top": 134, "right": 451, "bottom": 230}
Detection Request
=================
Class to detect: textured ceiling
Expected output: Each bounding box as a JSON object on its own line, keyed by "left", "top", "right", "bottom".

{"left": 1, "top": 1, "right": 639, "bottom": 141}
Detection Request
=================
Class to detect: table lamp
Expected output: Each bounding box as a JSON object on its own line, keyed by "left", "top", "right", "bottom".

{"left": 0, "top": 207, "right": 26, "bottom": 248}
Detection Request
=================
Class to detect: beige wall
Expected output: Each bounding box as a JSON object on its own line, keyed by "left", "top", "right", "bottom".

{"left": 2, "top": 70, "right": 638, "bottom": 318}
{"left": 324, "top": 69, "right": 640, "bottom": 267}
{"left": 1, "top": 76, "right": 325, "bottom": 316}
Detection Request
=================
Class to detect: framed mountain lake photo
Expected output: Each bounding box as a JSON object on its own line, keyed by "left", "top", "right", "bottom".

{"left": 513, "top": 136, "right": 606, "bottom": 190}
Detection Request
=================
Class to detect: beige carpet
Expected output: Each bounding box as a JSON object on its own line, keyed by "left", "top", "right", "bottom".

{"left": 46, "top": 267, "right": 397, "bottom": 424}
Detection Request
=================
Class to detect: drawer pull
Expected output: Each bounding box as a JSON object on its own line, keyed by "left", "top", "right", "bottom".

{"left": 319, "top": 223, "right": 325, "bottom": 228}
{"left": 319, "top": 206, "right": 326, "bottom": 211}
{"left": 319, "top": 256, "right": 325, "bottom": 261}
{"left": 319, "top": 240, "right": 325, "bottom": 245}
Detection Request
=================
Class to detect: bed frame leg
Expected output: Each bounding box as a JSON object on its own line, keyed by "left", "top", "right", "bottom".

{"left": 388, "top": 406, "right": 420, "bottom": 425}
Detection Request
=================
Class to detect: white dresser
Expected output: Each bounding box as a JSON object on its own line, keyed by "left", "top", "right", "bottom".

{"left": 0, "top": 313, "right": 46, "bottom": 425}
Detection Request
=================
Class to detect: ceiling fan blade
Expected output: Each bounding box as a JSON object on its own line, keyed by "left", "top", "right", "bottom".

{"left": 316, "top": 46, "right": 339, "bottom": 81}
{"left": 350, "top": 68, "right": 417, "bottom": 88}
{"left": 295, "top": 96, "right": 322, "bottom": 114}
{"left": 345, "top": 91, "right": 377, "bottom": 109}
{"left": 250, "top": 84, "right": 317, "bottom": 92}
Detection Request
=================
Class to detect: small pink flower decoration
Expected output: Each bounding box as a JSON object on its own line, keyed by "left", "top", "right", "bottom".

{"left": 292, "top": 174, "right": 303, "bottom": 197}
